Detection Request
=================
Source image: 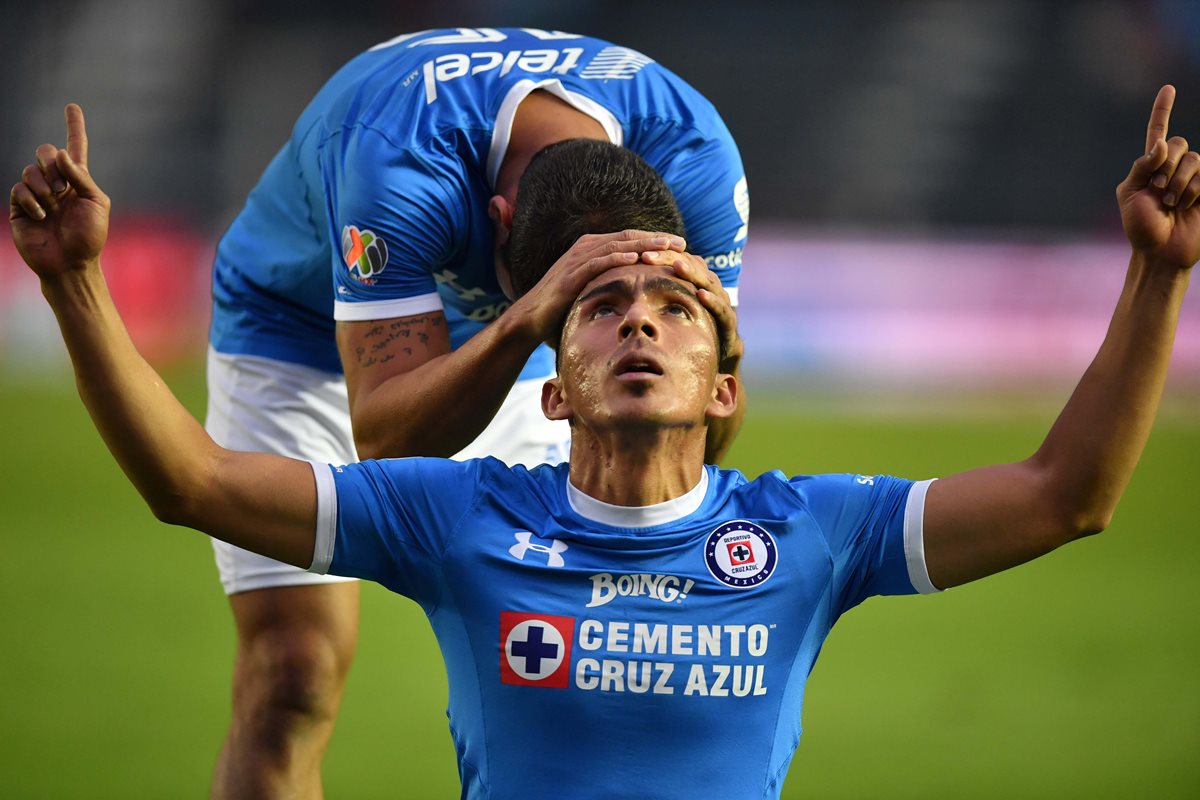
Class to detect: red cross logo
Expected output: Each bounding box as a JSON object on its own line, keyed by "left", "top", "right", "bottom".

{"left": 727, "top": 541, "right": 755, "bottom": 565}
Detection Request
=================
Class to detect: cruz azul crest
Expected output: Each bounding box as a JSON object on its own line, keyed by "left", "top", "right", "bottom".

{"left": 499, "top": 612, "right": 574, "bottom": 688}
{"left": 704, "top": 520, "right": 778, "bottom": 589}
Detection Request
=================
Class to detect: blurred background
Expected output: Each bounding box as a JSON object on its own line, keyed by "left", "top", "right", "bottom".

{"left": 2, "top": 1, "right": 1198, "bottom": 798}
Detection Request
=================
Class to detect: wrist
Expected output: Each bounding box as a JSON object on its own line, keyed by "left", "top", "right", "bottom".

{"left": 1130, "top": 251, "right": 1194, "bottom": 283}
{"left": 39, "top": 260, "right": 106, "bottom": 303}
{"left": 497, "top": 294, "right": 556, "bottom": 349}
{"left": 494, "top": 300, "right": 549, "bottom": 351}
{"left": 1126, "top": 254, "right": 1192, "bottom": 305}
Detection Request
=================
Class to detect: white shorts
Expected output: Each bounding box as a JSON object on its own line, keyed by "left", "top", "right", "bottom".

{"left": 205, "top": 347, "right": 570, "bottom": 595}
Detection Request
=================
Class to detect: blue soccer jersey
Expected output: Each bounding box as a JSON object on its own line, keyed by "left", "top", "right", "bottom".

{"left": 210, "top": 28, "right": 749, "bottom": 376}
{"left": 308, "top": 458, "right": 937, "bottom": 798}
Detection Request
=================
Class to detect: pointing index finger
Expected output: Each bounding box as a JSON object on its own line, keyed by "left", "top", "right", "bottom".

{"left": 1145, "top": 85, "right": 1176, "bottom": 155}
{"left": 64, "top": 103, "right": 88, "bottom": 168}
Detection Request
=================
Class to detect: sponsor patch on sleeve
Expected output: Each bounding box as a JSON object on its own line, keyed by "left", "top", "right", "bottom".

{"left": 341, "top": 225, "right": 389, "bottom": 283}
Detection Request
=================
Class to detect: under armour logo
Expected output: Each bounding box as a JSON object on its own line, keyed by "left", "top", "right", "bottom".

{"left": 509, "top": 532, "right": 568, "bottom": 567}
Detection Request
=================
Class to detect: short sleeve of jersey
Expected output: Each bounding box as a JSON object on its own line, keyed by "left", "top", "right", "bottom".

{"left": 309, "top": 457, "right": 483, "bottom": 608}
{"left": 652, "top": 123, "right": 748, "bottom": 302}
{"left": 326, "top": 128, "right": 466, "bottom": 321}
{"left": 791, "top": 473, "right": 937, "bottom": 617}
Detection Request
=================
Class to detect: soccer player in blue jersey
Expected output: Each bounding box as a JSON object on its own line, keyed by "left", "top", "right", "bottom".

{"left": 12, "top": 86, "right": 1198, "bottom": 798}
{"left": 18, "top": 29, "right": 749, "bottom": 796}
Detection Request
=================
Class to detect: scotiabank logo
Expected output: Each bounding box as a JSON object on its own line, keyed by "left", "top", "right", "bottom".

{"left": 500, "top": 612, "right": 575, "bottom": 688}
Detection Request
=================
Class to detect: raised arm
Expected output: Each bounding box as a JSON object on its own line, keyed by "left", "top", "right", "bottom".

{"left": 9, "top": 105, "right": 317, "bottom": 567}
{"left": 340, "top": 230, "right": 688, "bottom": 460}
{"left": 922, "top": 85, "right": 1198, "bottom": 589}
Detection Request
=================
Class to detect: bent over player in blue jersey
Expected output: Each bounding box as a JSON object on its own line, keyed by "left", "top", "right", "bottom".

{"left": 13, "top": 86, "right": 1197, "bottom": 798}
{"left": 18, "top": 29, "right": 748, "bottom": 797}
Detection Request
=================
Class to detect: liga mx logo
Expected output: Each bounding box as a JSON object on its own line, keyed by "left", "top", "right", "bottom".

{"left": 500, "top": 612, "right": 575, "bottom": 688}
{"left": 341, "top": 224, "right": 389, "bottom": 283}
{"left": 704, "top": 520, "right": 778, "bottom": 589}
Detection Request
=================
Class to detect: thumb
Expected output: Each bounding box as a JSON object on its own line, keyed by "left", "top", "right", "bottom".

{"left": 55, "top": 149, "right": 105, "bottom": 201}
{"left": 1123, "top": 139, "right": 1168, "bottom": 191}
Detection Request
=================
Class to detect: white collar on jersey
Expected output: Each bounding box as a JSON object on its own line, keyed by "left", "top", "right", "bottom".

{"left": 566, "top": 469, "right": 710, "bottom": 529}
{"left": 487, "top": 78, "right": 623, "bottom": 189}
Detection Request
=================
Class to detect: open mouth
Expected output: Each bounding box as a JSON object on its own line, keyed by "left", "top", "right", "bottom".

{"left": 615, "top": 353, "right": 665, "bottom": 378}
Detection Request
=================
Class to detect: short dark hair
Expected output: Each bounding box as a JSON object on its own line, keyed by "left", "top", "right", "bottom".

{"left": 507, "top": 139, "right": 685, "bottom": 298}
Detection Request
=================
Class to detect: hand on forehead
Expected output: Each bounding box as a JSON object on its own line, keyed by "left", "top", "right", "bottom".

{"left": 566, "top": 251, "right": 738, "bottom": 368}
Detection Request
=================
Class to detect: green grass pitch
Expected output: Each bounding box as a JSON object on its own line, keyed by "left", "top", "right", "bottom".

{"left": 1, "top": 366, "right": 1197, "bottom": 797}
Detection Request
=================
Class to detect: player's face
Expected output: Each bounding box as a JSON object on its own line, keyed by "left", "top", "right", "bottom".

{"left": 552, "top": 264, "right": 727, "bottom": 430}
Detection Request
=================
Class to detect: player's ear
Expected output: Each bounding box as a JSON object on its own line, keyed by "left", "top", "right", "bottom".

{"left": 488, "top": 195, "right": 513, "bottom": 247}
{"left": 542, "top": 376, "right": 573, "bottom": 421}
{"left": 490, "top": 196, "right": 517, "bottom": 300}
{"left": 704, "top": 372, "right": 738, "bottom": 421}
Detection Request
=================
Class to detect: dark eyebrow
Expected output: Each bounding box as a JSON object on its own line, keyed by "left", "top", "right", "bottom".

{"left": 574, "top": 276, "right": 699, "bottom": 309}
{"left": 643, "top": 277, "right": 699, "bottom": 303}
{"left": 575, "top": 279, "right": 633, "bottom": 307}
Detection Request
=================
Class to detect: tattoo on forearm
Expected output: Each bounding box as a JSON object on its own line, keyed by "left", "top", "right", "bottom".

{"left": 353, "top": 314, "right": 442, "bottom": 368}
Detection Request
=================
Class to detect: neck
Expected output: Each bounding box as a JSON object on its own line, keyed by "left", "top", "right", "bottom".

{"left": 566, "top": 423, "right": 708, "bottom": 507}
{"left": 494, "top": 90, "right": 609, "bottom": 198}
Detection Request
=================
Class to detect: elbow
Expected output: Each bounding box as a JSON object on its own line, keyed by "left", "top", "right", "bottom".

{"left": 1018, "top": 505, "right": 1110, "bottom": 563}
{"left": 1064, "top": 507, "right": 1114, "bottom": 540}
{"left": 353, "top": 436, "right": 380, "bottom": 461}
{"left": 140, "top": 446, "right": 228, "bottom": 530}
{"left": 142, "top": 468, "right": 217, "bottom": 529}
{"left": 146, "top": 490, "right": 200, "bottom": 529}
{"left": 1039, "top": 499, "right": 1114, "bottom": 546}
{"left": 354, "top": 429, "right": 404, "bottom": 461}
{"left": 353, "top": 420, "right": 450, "bottom": 460}
{"left": 350, "top": 408, "right": 408, "bottom": 461}
{"left": 1027, "top": 455, "right": 1118, "bottom": 545}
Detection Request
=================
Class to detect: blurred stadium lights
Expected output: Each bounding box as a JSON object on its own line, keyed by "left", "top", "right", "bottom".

{"left": 4, "top": 228, "right": 1198, "bottom": 403}
{"left": 0, "top": 220, "right": 212, "bottom": 373}
{"left": 737, "top": 228, "right": 1200, "bottom": 393}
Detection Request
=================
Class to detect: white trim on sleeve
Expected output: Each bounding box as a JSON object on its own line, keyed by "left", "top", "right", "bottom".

{"left": 308, "top": 461, "right": 338, "bottom": 574}
{"left": 333, "top": 292, "right": 444, "bottom": 322}
{"left": 724, "top": 286, "right": 739, "bottom": 307}
{"left": 903, "top": 478, "right": 941, "bottom": 594}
